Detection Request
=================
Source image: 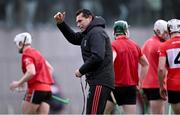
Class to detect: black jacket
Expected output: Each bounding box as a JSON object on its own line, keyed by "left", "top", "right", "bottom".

{"left": 57, "top": 16, "right": 114, "bottom": 89}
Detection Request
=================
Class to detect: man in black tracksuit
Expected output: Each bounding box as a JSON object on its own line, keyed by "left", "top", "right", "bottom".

{"left": 54, "top": 9, "right": 114, "bottom": 114}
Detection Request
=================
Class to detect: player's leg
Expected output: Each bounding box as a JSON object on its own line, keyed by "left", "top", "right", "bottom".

{"left": 104, "top": 89, "right": 118, "bottom": 114}
{"left": 23, "top": 90, "right": 52, "bottom": 114}
{"left": 22, "top": 100, "right": 39, "bottom": 114}
{"left": 104, "top": 100, "right": 115, "bottom": 114}
{"left": 37, "top": 102, "right": 50, "bottom": 114}
{"left": 143, "top": 88, "right": 165, "bottom": 114}
{"left": 122, "top": 105, "right": 136, "bottom": 114}
{"left": 22, "top": 90, "right": 40, "bottom": 114}
{"left": 171, "top": 103, "right": 180, "bottom": 114}
{"left": 36, "top": 90, "right": 52, "bottom": 114}
{"left": 149, "top": 100, "right": 165, "bottom": 114}
{"left": 121, "top": 86, "right": 137, "bottom": 114}
{"left": 168, "top": 90, "right": 180, "bottom": 114}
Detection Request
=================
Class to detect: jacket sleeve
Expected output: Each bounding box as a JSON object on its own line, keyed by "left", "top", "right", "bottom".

{"left": 57, "top": 22, "right": 83, "bottom": 45}
{"left": 79, "top": 32, "right": 106, "bottom": 75}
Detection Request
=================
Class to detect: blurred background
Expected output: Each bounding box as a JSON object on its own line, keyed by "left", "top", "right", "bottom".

{"left": 0, "top": 0, "right": 179, "bottom": 114}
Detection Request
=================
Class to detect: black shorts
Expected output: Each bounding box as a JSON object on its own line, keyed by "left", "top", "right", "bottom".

{"left": 24, "top": 90, "right": 52, "bottom": 104}
{"left": 168, "top": 90, "right": 180, "bottom": 104}
{"left": 86, "top": 85, "right": 111, "bottom": 114}
{"left": 143, "top": 88, "right": 162, "bottom": 100}
{"left": 108, "top": 86, "right": 137, "bottom": 105}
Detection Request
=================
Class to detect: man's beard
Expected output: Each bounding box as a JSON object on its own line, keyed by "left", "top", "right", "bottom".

{"left": 18, "top": 48, "right": 23, "bottom": 54}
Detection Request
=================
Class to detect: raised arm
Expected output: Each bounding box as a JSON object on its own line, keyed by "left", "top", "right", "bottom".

{"left": 54, "top": 12, "right": 83, "bottom": 45}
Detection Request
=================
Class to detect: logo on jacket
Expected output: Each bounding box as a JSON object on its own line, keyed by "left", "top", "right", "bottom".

{"left": 84, "top": 40, "right": 87, "bottom": 47}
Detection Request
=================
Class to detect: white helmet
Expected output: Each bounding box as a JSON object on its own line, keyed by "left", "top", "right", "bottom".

{"left": 154, "top": 19, "right": 168, "bottom": 35}
{"left": 167, "top": 19, "right": 180, "bottom": 34}
{"left": 14, "top": 32, "right": 32, "bottom": 48}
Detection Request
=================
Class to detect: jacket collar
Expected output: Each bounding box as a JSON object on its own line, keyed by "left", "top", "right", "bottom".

{"left": 82, "top": 16, "right": 105, "bottom": 34}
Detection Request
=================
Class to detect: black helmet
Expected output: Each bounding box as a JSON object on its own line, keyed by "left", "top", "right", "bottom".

{"left": 113, "top": 20, "right": 129, "bottom": 35}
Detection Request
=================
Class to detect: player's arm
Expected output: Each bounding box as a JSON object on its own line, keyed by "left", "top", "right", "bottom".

{"left": 158, "top": 56, "right": 166, "bottom": 88}
{"left": 10, "top": 64, "right": 35, "bottom": 91}
{"left": 112, "top": 49, "right": 117, "bottom": 63}
{"left": 139, "top": 55, "right": 149, "bottom": 84}
{"left": 18, "top": 64, "right": 36, "bottom": 86}
{"left": 46, "top": 60, "right": 54, "bottom": 75}
{"left": 158, "top": 56, "right": 167, "bottom": 100}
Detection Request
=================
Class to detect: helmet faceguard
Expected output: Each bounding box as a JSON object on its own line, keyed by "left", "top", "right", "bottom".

{"left": 113, "top": 20, "right": 129, "bottom": 36}
{"left": 167, "top": 19, "right": 180, "bottom": 34}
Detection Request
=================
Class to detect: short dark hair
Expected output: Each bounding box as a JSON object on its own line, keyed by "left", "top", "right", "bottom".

{"left": 76, "top": 9, "right": 94, "bottom": 18}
